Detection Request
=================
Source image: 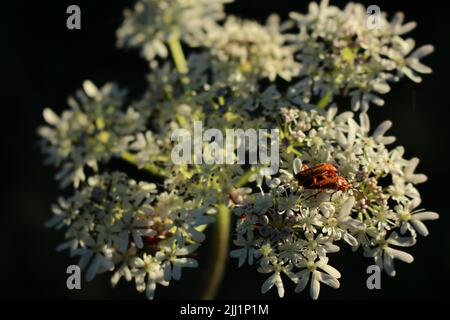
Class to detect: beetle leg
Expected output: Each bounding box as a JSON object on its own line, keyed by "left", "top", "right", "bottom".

{"left": 329, "top": 190, "right": 338, "bottom": 201}
{"left": 304, "top": 190, "right": 322, "bottom": 201}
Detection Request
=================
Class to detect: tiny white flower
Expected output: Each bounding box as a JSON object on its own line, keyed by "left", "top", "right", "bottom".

{"left": 403, "top": 157, "right": 427, "bottom": 184}
{"left": 230, "top": 231, "right": 261, "bottom": 267}
{"left": 132, "top": 253, "right": 169, "bottom": 300}
{"left": 396, "top": 198, "right": 439, "bottom": 237}
{"left": 258, "top": 260, "right": 298, "bottom": 298}
{"left": 295, "top": 255, "right": 341, "bottom": 300}
{"left": 364, "top": 232, "right": 415, "bottom": 277}
{"left": 159, "top": 240, "right": 199, "bottom": 281}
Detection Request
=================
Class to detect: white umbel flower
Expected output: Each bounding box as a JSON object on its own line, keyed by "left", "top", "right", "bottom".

{"left": 396, "top": 198, "right": 439, "bottom": 237}
{"left": 288, "top": 0, "right": 433, "bottom": 111}
{"left": 203, "top": 15, "right": 300, "bottom": 83}
{"left": 117, "top": 0, "right": 232, "bottom": 63}
{"left": 294, "top": 255, "right": 341, "bottom": 300}
{"left": 231, "top": 107, "right": 438, "bottom": 298}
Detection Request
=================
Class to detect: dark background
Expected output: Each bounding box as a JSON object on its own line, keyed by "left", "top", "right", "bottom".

{"left": 1, "top": 0, "right": 449, "bottom": 300}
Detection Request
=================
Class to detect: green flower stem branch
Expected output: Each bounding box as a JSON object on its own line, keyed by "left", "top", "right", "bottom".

{"left": 168, "top": 34, "right": 232, "bottom": 299}
{"left": 168, "top": 30, "right": 188, "bottom": 74}
{"left": 201, "top": 203, "right": 231, "bottom": 300}
{"left": 119, "top": 151, "right": 168, "bottom": 178}
{"left": 200, "top": 169, "right": 255, "bottom": 299}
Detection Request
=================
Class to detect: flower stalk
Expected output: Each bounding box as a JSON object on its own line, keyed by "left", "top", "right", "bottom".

{"left": 119, "top": 151, "right": 168, "bottom": 178}
{"left": 168, "top": 30, "right": 188, "bottom": 75}
{"left": 201, "top": 203, "right": 230, "bottom": 300}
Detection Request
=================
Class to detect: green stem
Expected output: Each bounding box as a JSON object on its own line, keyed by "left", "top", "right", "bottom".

{"left": 201, "top": 204, "right": 230, "bottom": 300}
{"left": 317, "top": 91, "right": 332, "bottom": 109}
{"left": 119, "top": 151, "right": 168, "bottom": 178}
{"left": 168, "top": 30, "right": 188, "bottom": 74}
{"left": 200, "top": 168, "right": 256, "bottom": 299}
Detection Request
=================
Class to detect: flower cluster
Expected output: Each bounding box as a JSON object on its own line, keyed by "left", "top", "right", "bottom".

{"left": 39, "top": 52, "right": 267, "bottom": 299}
{"left": 287, "top": 0, "right": 434, "bottom": 111}
{"left": 202, "top": 15, "right": 300, "bottom": 84}
{"left": 125, "top": 53, "right": 269, "bottom": 207}
{"left": 38, "top": 81, "right": 144, "bottom": 188}
{"left": 230, "top": 107, "right": 439, "bottom": 298}
{"left": 47, "top": 172, "right": 214, "bottom": 299}
{"left": 117, "top": 0, "right": 232, "bottom": 65}
{"left": 38, "top": 0, "right": 437, "bottom": 300}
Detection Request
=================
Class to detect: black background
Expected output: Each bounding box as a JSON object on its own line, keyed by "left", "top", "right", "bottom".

{"left": 1, "top": 0, "right": 449, "bottom": 300}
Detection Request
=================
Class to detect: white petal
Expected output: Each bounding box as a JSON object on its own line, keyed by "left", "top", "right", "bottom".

{"left": 230, "top": 248, "right": 247, "bottom": 267}
{"left": 317, "top": 271, "right": 340, "bottom": 289}
{"left": 117, "top": 230, "right": 130, "bottom": 252}
{"left": 83, "top": 80, "right": 99, "bottom": 98}
{"left": 319, "top": 264, "right": 341, "bottom": 279}
{"left": 293, "top": 158, "right": 303, "bottom": 175}
{"left": 310, "top": 272, "right": 320, "bottom": 300}
{"left": 410, "top": 219, "right": 429, "bottom": 237}
{"left": 43, "top": 108, "right": 60, "bottom": 126}
{"left": 274, "top": 274, "right": 285, "bottom": 298}
{"left": 261, "top": 273, "right": 284, "bottom": 298}
{"left": 398, "top": 22, "right": 417, "bottom": 35}
{"left": 373, "top": 120, "right": 392, "bottom": 139}
{"left": 412, "top": 211, "right": 439, "bottom": 221}
{"left": 78, "top": 250, "right": 94, "bottom": 270}
{"left": 133, "top": 257, "right": 145, "bottom": 268}
{"left": 409, "top": 45, "right": 434, "bottom": 60}
{"left": 294, "top": 272, "right": 310, "bottom": 293}
{"left": 402, "top": 67, "right": 422, "bottom": 83}
{"left": 86, "top": 254, "right": 100, "bottom": 282}
{"left": 261, "top": 273, "right": 275, "bottom": 294}
{"left": 163, "top": 261, "right": 172, "bottom": 282}
{"left": 337, "top": 197, "right": 355, "bottom": 219}
{"left": 359, "top": 112, "right": 370, "bottom": 133}
{"left": 385, "top": 247, "right": 414, "bottom": 264}
{"left": 174, "top": 257, "right": 198, "bottom": 269}
{"left": 145, "top": 281, "right": 156, "bottom": 300}
{"left": 172, "top": 265, "right": 181, "bottom": 280}
{"left": 383, "top": 253, "right": 396, "bottom": 277}
{"left": 408, "top": 60, "right": 432, "bottom": 74}
{"left": 388, "top": 232, "right": 416, "bottom": 247}
{"left": 132, "top": 230, "right": 143, "bottom": 249}
{"left": 188, "top": 227, "right": 205, "bottom": 242}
